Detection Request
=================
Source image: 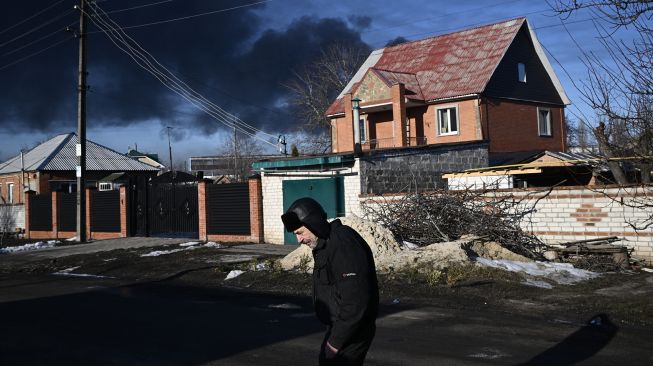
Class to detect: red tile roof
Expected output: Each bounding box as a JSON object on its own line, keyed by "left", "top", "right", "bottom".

{"left": 326, "top": 18, "right": 526, "bottom": 116}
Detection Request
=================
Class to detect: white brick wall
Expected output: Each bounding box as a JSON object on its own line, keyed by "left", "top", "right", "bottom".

{"left": 358, "top": 186, "right": 653, "bottom": 264}
{"left": 0, "top": 204, "right": 24, "bottom": 232}
{"left": 261, "top": 160, "right": 362, "bottom": 244}
{"left": 502, "top": 187, "right": 653, "bottom": 264}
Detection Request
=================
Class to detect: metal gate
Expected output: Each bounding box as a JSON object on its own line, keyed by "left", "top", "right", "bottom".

{"left": 282, "top": 177, "right": 344, "bottom": 244}
{"left": 147, "top": 181, "right": 198, "bottom": 237}
{"left": 206, "top": 182, "right": 250, "bottom": 235}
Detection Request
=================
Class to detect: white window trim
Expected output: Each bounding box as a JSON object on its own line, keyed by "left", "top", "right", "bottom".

{"left": 518, "top": 62, "right": 527, "bottom": 83}
{"left": 436, "top": 104, "right": 460, "bottom": 136}
{"left": 359, "top": 114, "right": 368, "bottom": 143}
{"left": 537, "top": 107, "right": 552, "bottom": 136}
{"left": 99, "top": 182, "right": 113, "bottom": 191}
{"left": 7, "top": 183, "right": 14, "bottom": 204}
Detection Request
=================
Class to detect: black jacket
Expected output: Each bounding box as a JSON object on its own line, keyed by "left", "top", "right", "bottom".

{"left": 312, "top": 219, "right": 379, "bottom": 349}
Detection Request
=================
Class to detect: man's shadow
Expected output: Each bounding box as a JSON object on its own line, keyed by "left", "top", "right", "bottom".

{"left": 517, "top": 314, "right": 618, "bottom": 366}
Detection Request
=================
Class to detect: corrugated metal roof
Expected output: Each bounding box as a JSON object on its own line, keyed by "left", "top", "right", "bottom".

{"left": 0, "top": 133, "right": 160, "bottom": 174}
{"left": 326, "top": 18, "right": 566, "bottom": 116}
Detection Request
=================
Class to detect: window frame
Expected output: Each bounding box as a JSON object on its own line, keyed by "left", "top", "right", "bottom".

{"left": 358, "top": 114, "right": 367, "bottom": 143}
{"left": 537, "top": 107, "right": 552, "bottom": 137}
{"left": 518, "top": 62, "right": 527, "bottom": 83}
{"left": 99, "top": 182, "right": 113, "bottom": 191}
{"left": 436, "top": 104, "right": 460, "bottom": 136}
{"left": 7, "top": 183, "right": 14, "bottom": 204}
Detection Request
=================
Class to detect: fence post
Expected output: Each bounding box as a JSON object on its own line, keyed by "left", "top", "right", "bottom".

{"left": 85, "top": 188, "right": 92, "bottom": 240}
{"left": 198, "top": 180, "right": 208, "bottom": 241}
{"left": 24, "top": 190, "right": 34, "bottom": 239}
{"left": 248, "top": 175, "right": 264, "bottom": 243}
{"left": 52, "top": 191, "right": 59, "bottom": 239}
{"left": 120, "top": 186, "right": 128, "bottom": 238}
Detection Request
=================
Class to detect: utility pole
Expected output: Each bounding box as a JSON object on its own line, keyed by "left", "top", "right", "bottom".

{"left": 166, "top": 126, "right": 173, "bottom": 172}
{"left": 76, "top": 0, "right": 87, "bottom": 243}
{"left": 233, "top": 124, "right": 238, "bottom": 181}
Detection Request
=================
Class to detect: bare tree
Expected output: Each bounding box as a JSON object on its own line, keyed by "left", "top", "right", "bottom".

{"left": 285, "top": 43, "right": 370, "bottom": 152}
{"left": 551, "top": 0, "right": 653, "bottom": 184}
{"left": 217, "top": 130, "right": 263, "bottom": 182}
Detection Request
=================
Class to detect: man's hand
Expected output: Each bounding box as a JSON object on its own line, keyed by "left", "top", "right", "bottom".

{"left": 325, "top": 341, "right": 339, "bottom": 359}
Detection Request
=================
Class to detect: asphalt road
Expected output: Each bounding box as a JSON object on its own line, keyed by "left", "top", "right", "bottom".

{"left": 1, "top": 273, "right": 652, "bottom": 365}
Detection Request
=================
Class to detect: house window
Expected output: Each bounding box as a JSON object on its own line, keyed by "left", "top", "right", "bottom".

{"left": 7, "top": 183, "right": 14, "bottom": 204}
{"left": 99, "top": 182, "right": 113, "bottom": 191}
{"left": 538, "top": 107, "right": 552, "bottom": 136}
{"left": 358, "top": 115, "right": 367, "bottom": 143}
{"left": 518, "top": 63, "right": 526, "bottom": 83}
{"left": 437, "top": 106, "right": 459, "bottom": 136}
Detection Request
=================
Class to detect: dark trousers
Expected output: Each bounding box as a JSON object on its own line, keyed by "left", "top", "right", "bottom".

{"left": 319, "top": 323, "right": 376, "bottom": 366}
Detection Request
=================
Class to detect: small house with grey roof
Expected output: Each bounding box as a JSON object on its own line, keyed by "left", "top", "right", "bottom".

{"left": 0, "top": 132, "right": 160, "bottom": 205}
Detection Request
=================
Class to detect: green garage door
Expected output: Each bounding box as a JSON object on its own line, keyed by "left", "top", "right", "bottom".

{"left": 282, "top": 177, "right": 345, "bottom": 244}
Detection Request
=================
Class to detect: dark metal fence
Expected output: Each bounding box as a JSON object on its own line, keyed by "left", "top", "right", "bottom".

{"left": 148, "top": 183, "right": 198, "bottom": 237}
{"left": 57, "top": 192, "right": 77, "bottom": 232}
{"left": 207, "top": 183, "right": 250, "bottom": 235}
{"left": 91, "top": 190, "right": 120, "bottom": 232}
{"left": 29, "top": 194, "right": 52, "bottom": 231}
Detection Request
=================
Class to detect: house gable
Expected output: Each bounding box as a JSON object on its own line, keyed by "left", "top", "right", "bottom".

{"left": 484, "top": 24, "right": 565, "bottom": 105}
{"left": 353, "top": 69, "right": 392, "bottom": 103}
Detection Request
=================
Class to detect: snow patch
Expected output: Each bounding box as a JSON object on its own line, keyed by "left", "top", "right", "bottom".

{"left": 141, "top": 248, "right": 187, "bottom": 257}
{"left": 0, "top": 240, "right": 60, "bottom": 254}
{"left": 225, "top": 270, "right": 245, "bottom": 280}
{"left": 268, "top": 303, "right": 302, "bottom": 310}
{"left": 475, "top": 258, "right": 599, "bottom": 284}
{"left": 141, "top": 241, "right": 225, "bottom": 257}
{"left": 53, "top": 267, "right": 115, "bottom": 279}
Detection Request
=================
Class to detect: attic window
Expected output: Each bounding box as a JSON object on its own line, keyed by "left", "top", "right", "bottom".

{"left": 99, "top": 182, "right": 113, "bottom": 191}
{"left": 518, "top": 63, "right": 527, "bottom": 83}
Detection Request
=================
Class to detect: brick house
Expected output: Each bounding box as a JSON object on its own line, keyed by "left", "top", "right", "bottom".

{"left": 0, "top": 132, "right": 159, "bottom": 204}
{"left": 326, "top": 17, "right": 569, "bottom": 155}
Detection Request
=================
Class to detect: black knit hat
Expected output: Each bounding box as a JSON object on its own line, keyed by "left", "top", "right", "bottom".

{"left": 281, "top": 197, "right": 330, "bottom": 239}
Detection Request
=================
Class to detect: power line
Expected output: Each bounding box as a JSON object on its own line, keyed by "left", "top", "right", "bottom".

{"left": 1, "top": 26, "right": 71, "bottom": 58}
{"left": 83, "top": 2, "right": 280, "bottom": 148}
{"left": 0, "top": 0, "right": 67, "bottom": 36}
{"left": 0, "top": 38, "right": 71, "bottom": 72}
{"left": 87, "top": 0, "right": 272, "bottom": 34}
{"left": 0, "top": 8, "right": 75, "bottom": 49}
{"left": 104, "top": 0, "right": 175, "bottom": 15}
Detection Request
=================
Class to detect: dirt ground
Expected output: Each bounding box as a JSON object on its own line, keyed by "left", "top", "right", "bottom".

{"left": 2, "top": 240, "right": 652, "bottom": 327}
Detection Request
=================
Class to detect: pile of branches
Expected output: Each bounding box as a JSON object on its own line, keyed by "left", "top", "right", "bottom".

{"left": 362, "top": 188, "right": 547, "bottom": 260}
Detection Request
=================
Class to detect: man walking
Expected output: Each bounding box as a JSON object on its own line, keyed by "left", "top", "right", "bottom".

{"left": 282, "top": 197, "right": 378, "bottom": 365}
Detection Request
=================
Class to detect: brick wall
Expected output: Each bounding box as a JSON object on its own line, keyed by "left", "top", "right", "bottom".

{"left": 484, "top": 97, "right": 566, "bottom": 152}
{"left": 425, "top": 99, "right": 481, "bottom": 145}
{"left": 359, "top": 142, "right": 489, "bottom": 194}
{"left": 358, "top": 186, "right": 653, "bottom": 265}
{"left": 514, "top": 186, "right": 653, "bottom": 264}
{"left": 0, "top": 204, "right": 24, "bottom": 231}
{"left": 261, "top": 161, "right": 362, "bottom": 244}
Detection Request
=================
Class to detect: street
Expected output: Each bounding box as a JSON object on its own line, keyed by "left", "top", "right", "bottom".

{"left": 1, "top": 273, "right": 651, "bottom": 365}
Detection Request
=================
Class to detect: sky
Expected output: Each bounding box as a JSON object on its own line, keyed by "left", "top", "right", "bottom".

{"left": 0, "top": 0, "right": 642, "bottom": 167}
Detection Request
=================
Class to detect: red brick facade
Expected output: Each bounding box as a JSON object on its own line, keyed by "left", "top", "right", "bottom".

{"left": 330, "top": 88, "right": 566, "bottom": 154}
